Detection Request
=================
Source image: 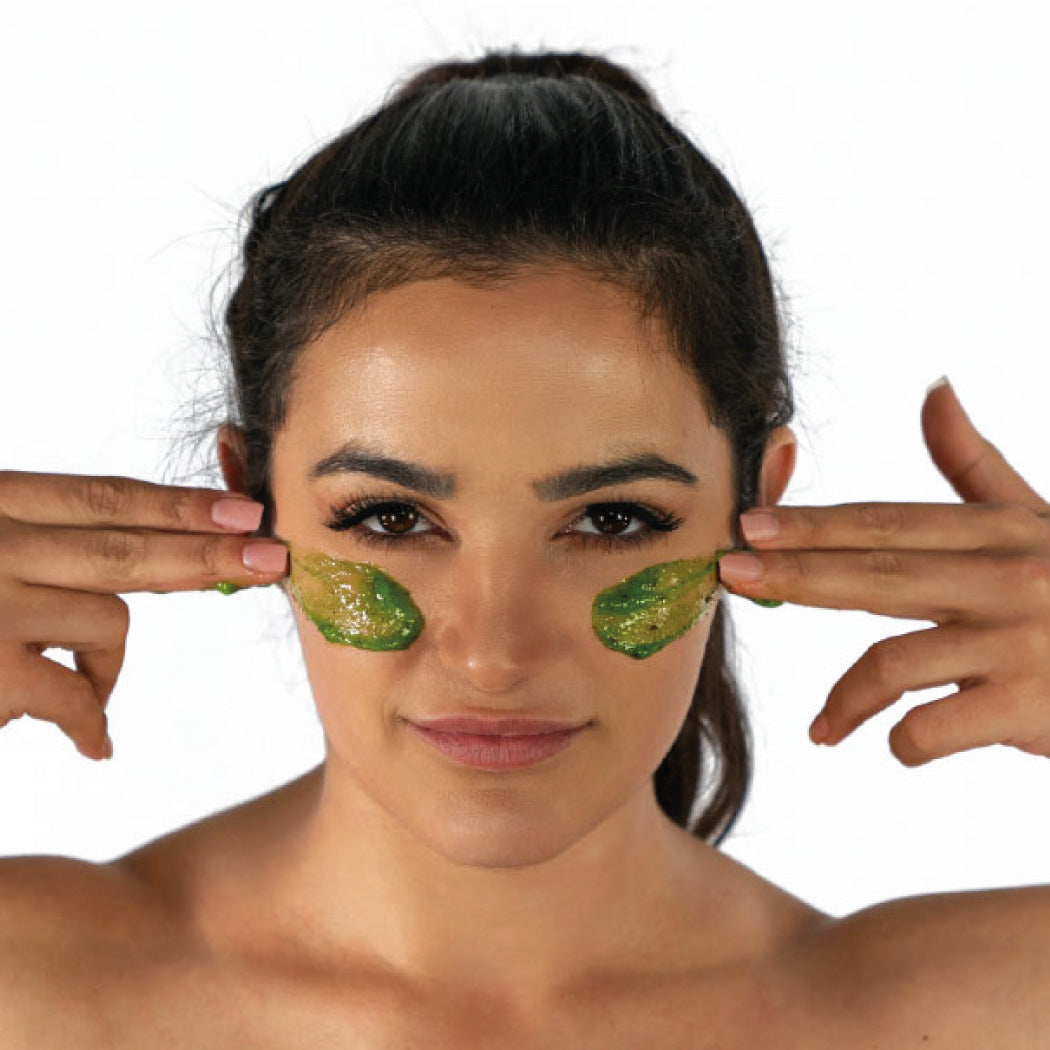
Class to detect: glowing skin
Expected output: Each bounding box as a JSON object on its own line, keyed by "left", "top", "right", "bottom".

{"left": 210, "top": 545, "right": 780, "bottom": 658}
{"left": 205, "top": 267, "right": 803, "bottom": 1000}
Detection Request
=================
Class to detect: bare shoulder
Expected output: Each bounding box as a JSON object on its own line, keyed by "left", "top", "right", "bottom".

{"left": 792, "top": 884, "right": 1050, "bottom": 1047}
{"left": 0, "top": 852, "right": 162, "bottom": 935}
{"left": 0, "top": 854, "right": 194, "bottom": 1047}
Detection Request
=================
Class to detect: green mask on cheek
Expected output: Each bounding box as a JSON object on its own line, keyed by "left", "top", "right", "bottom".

{"left": 286, "top": 546, "right": 425, "bottom": 651}
{"left": 591, "top": 548, "right": 782, "bottom": 660}
{"left": 212, "top": 544, "right": 779, "bottom": 657}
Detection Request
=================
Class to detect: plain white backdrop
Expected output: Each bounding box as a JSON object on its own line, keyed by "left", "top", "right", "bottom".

{"left": 1, "top": 1, "right": 1047, "bottom": 918}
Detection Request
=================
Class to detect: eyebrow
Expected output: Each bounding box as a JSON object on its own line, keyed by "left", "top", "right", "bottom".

{"left": 308, "top": 441, "right": 701, "bottom": 501}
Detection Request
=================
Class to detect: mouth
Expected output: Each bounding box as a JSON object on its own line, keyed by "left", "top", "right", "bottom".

{"left": 404, "top": 718, "right": 591, "bottom": 771}
{"left": 404, "top": 714, "right": 593, "bottom": 736}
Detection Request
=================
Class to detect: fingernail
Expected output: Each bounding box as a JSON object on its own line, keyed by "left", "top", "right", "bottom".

{"left": 242, "top": 542, "right": 289, "bottom": 573}
{"left": 739, "top": 511, "right": 779, "bottom": 542}
{"left": 718, "top": 552, "right": 764, "bottom": 582}
{"left": 103, "top": 733, "right": 114, "bottom": 760}
{"left": 809, "top": 713, "right": 830, "bottom": 745}
{"left": 212, "top": 498, "right": 264, "bottom": 531}
{"left": 925, "top": 374, "right": 950, "bottom": 396}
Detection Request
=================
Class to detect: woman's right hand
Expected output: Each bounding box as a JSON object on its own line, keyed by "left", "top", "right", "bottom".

{"left": 0, "top": 471, "right": 289, "bottom": 762}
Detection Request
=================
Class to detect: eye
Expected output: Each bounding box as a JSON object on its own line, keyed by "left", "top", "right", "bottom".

{"left": 323, "top": 496, "right": 684, "bottom": 552}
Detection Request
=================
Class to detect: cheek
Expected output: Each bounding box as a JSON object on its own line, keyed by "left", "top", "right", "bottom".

{"left": 286, "top": 589, "right": 411, "bottom": 748}
{"left": 593, "top": 604, "right": 717, "bottom": 790}
{"left": 287, "top": 546, "right": 425, "bottom": 651}
{"left": 591, "top": 551, "right": 722, "bottom": 660}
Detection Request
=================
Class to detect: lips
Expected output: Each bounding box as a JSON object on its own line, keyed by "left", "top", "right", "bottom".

{"left": 406, "top": 715, "right": 591, "bottom": 736}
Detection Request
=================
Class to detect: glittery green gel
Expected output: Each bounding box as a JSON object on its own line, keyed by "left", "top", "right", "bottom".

{"left": 286, "top": 546, "right": 424, "bottom": 651}
{"left": 592, "top": 548, "right": 782, "bottom": 660}
{"left": 210, "top": 581, "right": 245, "bottom": 595}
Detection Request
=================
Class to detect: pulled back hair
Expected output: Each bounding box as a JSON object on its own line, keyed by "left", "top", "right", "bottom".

{"left": 202, "top": 47, "right": 797, "bottom": 846}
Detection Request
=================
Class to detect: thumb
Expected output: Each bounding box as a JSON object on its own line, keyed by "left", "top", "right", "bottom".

{"left": 922, "top": 378, "right": 1050, "bottom": 512}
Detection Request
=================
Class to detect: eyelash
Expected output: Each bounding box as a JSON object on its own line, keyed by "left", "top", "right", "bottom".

{"left": 323, "top": 495, "right": 685, "bottom": 553}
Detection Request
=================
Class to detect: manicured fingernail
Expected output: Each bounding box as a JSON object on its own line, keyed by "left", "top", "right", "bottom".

{"left": 212, "top": 498, "right": 264, "bottom": 531}
{"left": 719, "top": 552, "right": 764, "bottom": 582}
{"left": 925, "top": 374, "right": 950, "bottom": 395}
{"left": 103, "top": 733, "right": 114, "bottom": 760}
{"left": 739, "top": 511, "right": 779, "bottom": 542}
{"left": 809, "top": 713, "right": 830, "bottom": 744}
{"left": 242, "top": 542, "right": 289, "bottom": 573}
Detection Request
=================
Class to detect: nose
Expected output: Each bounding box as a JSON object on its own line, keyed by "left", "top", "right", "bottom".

{"left": 430, "top": 551, "right": 569, "bottom": 691}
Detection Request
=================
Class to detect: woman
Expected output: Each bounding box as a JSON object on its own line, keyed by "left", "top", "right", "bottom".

{"left": 1, "top": 48, "right": 1048, "bottom": 1046}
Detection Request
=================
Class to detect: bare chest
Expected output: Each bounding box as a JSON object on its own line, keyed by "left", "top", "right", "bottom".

{"left": 40, "top": 950, "right": 845, "bottom": 1050}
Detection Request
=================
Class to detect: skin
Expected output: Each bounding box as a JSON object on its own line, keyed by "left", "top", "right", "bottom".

{"left": 214, "top": 263, "right": 797, "bottom": 1007}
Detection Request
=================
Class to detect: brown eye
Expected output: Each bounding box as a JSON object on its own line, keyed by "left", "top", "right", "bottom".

{"left": 576, "top": 505, "right": 643, "bottom": 538}
{"left": 325, "top": 496, "right": 683, "bottom": 553}
{"left": 371, "top": 504, "right": 421, "bottom": 536}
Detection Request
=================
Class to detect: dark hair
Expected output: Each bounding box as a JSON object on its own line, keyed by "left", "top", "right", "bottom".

{"left": 181, "top": 47, "right": 797, "bottom": 847}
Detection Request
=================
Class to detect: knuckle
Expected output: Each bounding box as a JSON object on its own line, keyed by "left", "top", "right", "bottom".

{"left": 993, "top": 502, "right": 1044, "bottom": 541}
{"left": 104, "top": 594, "right": 132, "bottom": 636}
{"left": 1008, "top": 621, "right": 1050, "bottom": 668}
{"left": 1013, "top": 555, "right": 1050, "bottom": 606}
{"left": 778, "top": 549, "right": 807, "bottom": 578}
{"left": 160, "top": 484, "right": 196, "bottom": 530}
{"left": 866, "top": 637, "right": 906, "bottom": 690}
{"left": 82, "top": 476, "right": 133, "bottom": 520}
{"left": 995, "top": 683, "right": 1029, "bottom": 726}
{"left": 198, "top": 534, "right": 226, "bottom": 577}
{"left": 852, "top": 502, "right": 904, "bottom": 542}
{"left": 87, "top": 529, "right": 147, "bottom": 578}
{"left": 793, "top": 506, "right": 821, "bottom": 541}
{"left": 863, "top": 548, "right": 907, "bottom": 582}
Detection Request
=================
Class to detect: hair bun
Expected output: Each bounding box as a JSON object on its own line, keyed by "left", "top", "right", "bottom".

{"left": 391, "top": 48, "right": 662, "bottom": 114}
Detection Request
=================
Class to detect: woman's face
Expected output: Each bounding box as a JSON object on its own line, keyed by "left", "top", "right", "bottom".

{"left": 267, "top": 264, "right": 742, "bottom": 861}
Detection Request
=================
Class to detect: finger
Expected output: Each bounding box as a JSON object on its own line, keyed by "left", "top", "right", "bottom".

{"left": 718, "top": 548, "right": 1050, "bottom": 623}
{"left": 0, "top": 471, "right": 265, "bottom": 534}
{"left": 922, "top": 381, "right": 1050, "bottom": 514}
{"left": 887, "top": 680, "right": 1041, "bottom": 767}
{"left": 816, "top": 622, "right": 995, "bottom": 745}
{"left": 0, "top": 648, "right": 110, "bottom": 760}
{"left": 0, "top": 519, "right": 289, "bottom": 594}
{"left": 739, "top": 501, "right": 1050, "bottom": 553}
{"left": 74, "top": 637, "right": 127, "bottom": 711}
{"left": 0, "top": 583, "right": 130, "bottom": 706}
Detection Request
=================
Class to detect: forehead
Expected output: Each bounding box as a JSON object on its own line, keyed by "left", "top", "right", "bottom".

{"left": 282, "top": 267, "right": 722, "bottom": 474}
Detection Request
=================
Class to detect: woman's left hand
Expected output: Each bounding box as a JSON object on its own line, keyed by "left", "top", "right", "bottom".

{"left": 716, "top": 378, "right": 1050, "bottom": 767}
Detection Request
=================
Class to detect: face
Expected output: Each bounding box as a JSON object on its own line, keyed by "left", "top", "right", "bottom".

{"left": 266, "top": 264, "right": 744, "bottom": 866}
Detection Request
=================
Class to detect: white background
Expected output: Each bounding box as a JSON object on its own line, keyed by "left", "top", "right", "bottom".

{"left": 1, "top": 1, "right": 1047, "bottom": 918}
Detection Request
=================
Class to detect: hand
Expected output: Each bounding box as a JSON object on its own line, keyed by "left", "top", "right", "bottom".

{"left": 0, "top": 472, "right": 289, "bottom": 761}
{"left": 716, "top": 379, "right": 1050, "bottom": 768}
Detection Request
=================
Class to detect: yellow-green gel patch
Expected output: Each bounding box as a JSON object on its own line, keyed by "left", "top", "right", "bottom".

{"left": 592, "top": 548, "right": 781, "bottom": 660}
{"left": 286, "top": 546, "right": 425, "bottom": 651}
{"left": 210, "top": 581, "right": 245, "bottom": 595}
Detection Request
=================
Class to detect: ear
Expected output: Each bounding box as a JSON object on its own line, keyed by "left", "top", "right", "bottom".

{"left": 757, "top": 425, "right": 797, "bottom": 507}
{"left": 216, "top": 423, "right": 250, "bottom": 497}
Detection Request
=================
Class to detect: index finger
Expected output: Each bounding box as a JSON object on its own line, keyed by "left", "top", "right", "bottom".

{"left": 0, "top": 471, "right": 263, "bottom": 534}
{"left": 740, "top": 501, "right": 1050, "bottom": 552}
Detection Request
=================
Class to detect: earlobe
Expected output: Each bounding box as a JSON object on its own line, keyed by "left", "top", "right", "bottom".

{"left": 216, "top": 423, "right": 250, "bottom": 496}
{"left": 758, "top": 425, "right": 797, "bottom": 507}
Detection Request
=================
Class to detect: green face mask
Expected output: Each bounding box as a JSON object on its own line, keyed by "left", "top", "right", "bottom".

{"left": 284, "top": 546, "right": 426, "bottom": 651}
{"left": 210, "top": 544, "right": 778, "bottom": 657}
{"left": 591, "top": 547, "right": 780, "bottom": 660}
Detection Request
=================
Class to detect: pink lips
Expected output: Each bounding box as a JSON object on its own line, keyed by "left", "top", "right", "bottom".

{"left": 405, "top": 715, "right": 591, "bottom": 770}
{"left": 408, "top": 715, "right": 590, "bottom": 736}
